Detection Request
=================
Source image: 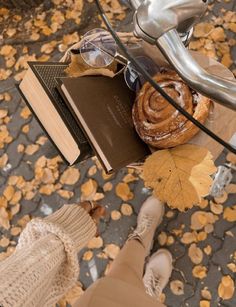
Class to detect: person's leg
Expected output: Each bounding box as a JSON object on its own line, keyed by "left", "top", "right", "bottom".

{"left": 107, "top": 196, "right": 165, "bottom": 290}
{"left": 107, "top": 239, "right": 146, "bottom": 289}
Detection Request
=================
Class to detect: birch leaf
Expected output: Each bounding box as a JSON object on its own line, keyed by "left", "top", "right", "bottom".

{"left": 143, "top": 145, "right": 216, "bottom": 211}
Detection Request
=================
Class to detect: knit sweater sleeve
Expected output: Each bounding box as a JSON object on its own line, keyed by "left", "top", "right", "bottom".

{"left": 0, "top": 204, "right": 97, "bottom": 307}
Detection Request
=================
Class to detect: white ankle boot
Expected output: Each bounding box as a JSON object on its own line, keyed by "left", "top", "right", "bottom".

{"left": 128, "top": 196, "right": 165, "bottom": 256}
{"left": 143, "top": 249, "right": 173, "bottom": 300}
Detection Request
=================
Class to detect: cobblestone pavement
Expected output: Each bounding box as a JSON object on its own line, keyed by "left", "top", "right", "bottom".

{"left": 0, "top": 1, "right": 236, "bottom": 306}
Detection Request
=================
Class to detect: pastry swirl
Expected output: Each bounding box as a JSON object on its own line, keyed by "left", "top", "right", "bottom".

{"left": 132, "top": 70, "right": 211, "bottom": 148}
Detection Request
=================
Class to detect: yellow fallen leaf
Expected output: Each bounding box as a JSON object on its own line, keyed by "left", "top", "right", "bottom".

{"left": 203, "top": 245, "right": 212, "bottom": 255}
{"left": 158, "top": 232, "right": 168, "bottom": 246}
{"left": 60, "top": 168, "right": 80, "bottom": 185}
{"left": 103, "top": 182, "right": 113, "bottom": 192}
{"left": 115, "top": 183, "right": 134, "bottom": 201}
{"left": 201, "top": 288, "right": 212, "bottom": 300}
{"left": 191, "top": 211, "right": 216, "bottom": 230}
{"left": 226, "top": 152, "right": 236, "bottom": 164}
{"left": 87, "top": 236, "right": 103, "bottom": 249}
{"left": 80, "top": 179, "right": 98, "bottom": 201}
{"left": 88, "top": 165, "right": 97, "bottom": 176}
{"left": 58, "top": 282, "right": 84, "bottom": 307}
{"left": 210, "top": 201, "right": 223, "bottom": 215}
{"left": 223, "top": 206, "right": 236, "bottom": 222}
{"left": 104, "top": 244, "right": 120, "bottom": 260}
{"left": 193, "top": 23, "right": 214, "bottom": 38}
{"left": 57, "top": 189, "right": 74, "bottom": 199}
{"left": 181, "top": 232, "right": 197, "bottom": 245}
{"left": 218, "top": 275, "right": 235, "bottom": 300}
{"left": 20, "top": 106, "right": 31, "bottom": 119}
{"left": 0, "top": 153, "right": 8, "bottom": 168}
{"left": 121, "top": 203, "right": 133, "bottom": 216}
{"left": 227, "top": 263, "right": 236, "bottom": 273}
{"left": 82, "top": 250, "right": 93, "bottom": 261}
{"left": 0, "top": 236, "right": 10, "bottom": 248}
{"left": 188, "top": 243, "right": 203, "bottom": 264}
{"left": 111, "top": 210, "right": 121, "bottom": 221}
{"left": 3, "top": 185, "right": 15, "bottom": 201}
{"left": 10, "top": 227, "right": 22, "bottom": 236}
{"left": 25, "top": 144, "right": 39, "bottom": 155}
{"left": 192, "top": 265, "right": 207, "bottom": 279}
{"left": 143, "top": 145, "right": 216, "bottom": 211}
{"left": 170, "top": 280, "right": 184, "bottom": 295}
{"left": 0, "top": 207, "right": 10, "bottom": 230}
{"left": 200, "top": 300, "right": 210, "bottom": 307}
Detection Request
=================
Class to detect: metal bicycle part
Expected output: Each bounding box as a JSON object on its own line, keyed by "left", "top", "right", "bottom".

{"left": 130, "top": 0, "right": 236, "bottom": 111}
{"left": 210, "top": 165, "right": 233, "bottom": 198}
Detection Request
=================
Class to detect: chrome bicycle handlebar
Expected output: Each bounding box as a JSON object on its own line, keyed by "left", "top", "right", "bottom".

{"left": 130, "top": 0, "right": 236, "bottom": 110}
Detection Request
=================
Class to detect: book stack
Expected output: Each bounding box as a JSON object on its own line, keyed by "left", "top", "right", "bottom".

{"left": 18, "top": 61, "right": 150, "bottom": 173}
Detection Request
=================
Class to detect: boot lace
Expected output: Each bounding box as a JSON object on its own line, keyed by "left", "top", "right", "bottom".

{"left": 132, "top": 215, "right": 154, "bottom": 238}
{"left": 145, "top": 269, "right": 162, "bottom": 299}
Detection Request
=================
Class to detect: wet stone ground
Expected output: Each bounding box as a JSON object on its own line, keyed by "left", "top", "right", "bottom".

{"left": 0, "top": 0, "right": 236, "bottom": 306}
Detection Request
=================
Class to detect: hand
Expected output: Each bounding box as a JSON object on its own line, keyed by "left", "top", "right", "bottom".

{"left": 80, "top": 201, "right": 106, "bottom": 225}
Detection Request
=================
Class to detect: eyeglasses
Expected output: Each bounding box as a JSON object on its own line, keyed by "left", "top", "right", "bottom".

{"left": 79, "top": 28, "right": 160, "bottom": 92}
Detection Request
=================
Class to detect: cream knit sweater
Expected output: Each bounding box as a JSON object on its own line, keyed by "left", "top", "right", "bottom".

{"left": 0, "top": 204, "right": 97, "bottom": 307}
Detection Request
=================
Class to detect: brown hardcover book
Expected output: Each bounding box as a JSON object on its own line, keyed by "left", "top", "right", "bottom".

{"left": 57, "top": 74, "right": 150, "bottom": 173}
{"left": 18, "top": 62, "right": 92, "bottom": 165}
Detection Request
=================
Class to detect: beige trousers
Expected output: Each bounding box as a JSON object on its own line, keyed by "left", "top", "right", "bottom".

{"left": 75, "top": 239, "right": 166, "bottom": 307}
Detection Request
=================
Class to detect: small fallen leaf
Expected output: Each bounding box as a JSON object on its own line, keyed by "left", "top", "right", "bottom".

{"left": 197, "top": 231, "right": 208, "bottom": 242}
{"left": 201, "top": 288, "right": 212, "bottom": 300}
{"left": 210, "top": 201, "right": 223, "bottom": 215}
{"left": 104, "top": 244, "right": 120, "bottom": 260}
{"left": 0, "top": 153, "right": 8, "bottom": 168}
{"left": 111, "top": 210, "right": 121, "bottom": 221}
{"left": 103, "top": 182, "right": 113, "bottom": 192}
{"left": 122, "top": 173, "right": 138, "bottom": 183}
{"left": 0, "top": 236, "right": 10, "bottom": 248}
{"left": 170, "top": 280, "right": 184, "bottom": 295}
{"left": 88, "top": 165, "right": 97, "bottom": 176}
{"left": 191, "top": 211, "right": 216, "bottom": 230}
{"left": 158, "top": 232, "right": 168, "bottom": 246}
{"left": 57, "top": 189, "right": 74, "bottom": 199}
{"left": 0, "top": 207, "right": 10, "bottom": 230}
{"left": 80, "top": 179, "right": 98, "bottom": 201}
{"left": 225, "top": 184, "right": 236, "bottom": 194}
{"left": 20, "top": 106, "right": 31, "bottom": 119}
{"left": 166, "top": 236, "right": 175, "bottom": 246}
{"left": 3, "top": 185, "right": 14, "bottom": 201}
{"left": 121, "top": 203, "right": 133, "bottom": 216}
{"left": 87, "top": 236, "right": 103, "bottom": 249}
{"left": 200, "top": 300, "right": 210, "bottom": 307}
{"left": 226, "top": 152, "right": 236, "bottom": 164}
{"left": 25, "top": 144, "right": 39, "bottom": 155}
{"left": 115, "top": 183, "right": 134, "bottom": 201}
{"left": 82, "top": 250, "right": 93, "bottom": 261}
{"left": 39, "top": 184, "right": 55, "bottom": 195}
{"left": 218, "top": 275, "right": 235, "bottom": 300}
{"left": 93, "top": 193, "right": 104, "bottom": 201}
{"left": 58, "top": 282, "right": 84, "bottom": 307}
{"left": 181, "top": 232, "right": 197, "bottom": 245}
{"left": 188, "top": 243, "right": 203, "bottom": 264}
{"left": 214, "top": 191, "right": 228, "bottom": 204}
{"left": 227, "top": 263, "right": 236, "bottom": 273}
{"left": 17, "top": 215, "right": 31, "bottom": 228}
{"left": 204, "top": 245, "right": 212, "bottom": 255}
{"left": 10, "top": 227, "right": 22, "bottom": 236}
{"left": 60, "top": 168, "right": 80, "bottom": 185}
{"left": 192, "top": 265, "right": 207, "bottom": 279}
{"left": 223, "top": 206, "right": 236, "bottom": 222}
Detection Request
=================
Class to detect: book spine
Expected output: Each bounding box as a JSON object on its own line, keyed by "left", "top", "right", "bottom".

{"left": 16, "top": 83, "right": 70, "bottom": 166}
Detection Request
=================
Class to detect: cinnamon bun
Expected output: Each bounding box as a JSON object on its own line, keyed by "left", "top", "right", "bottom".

{"left": 132, "top": 70, "right": 211, "bottom": 148}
